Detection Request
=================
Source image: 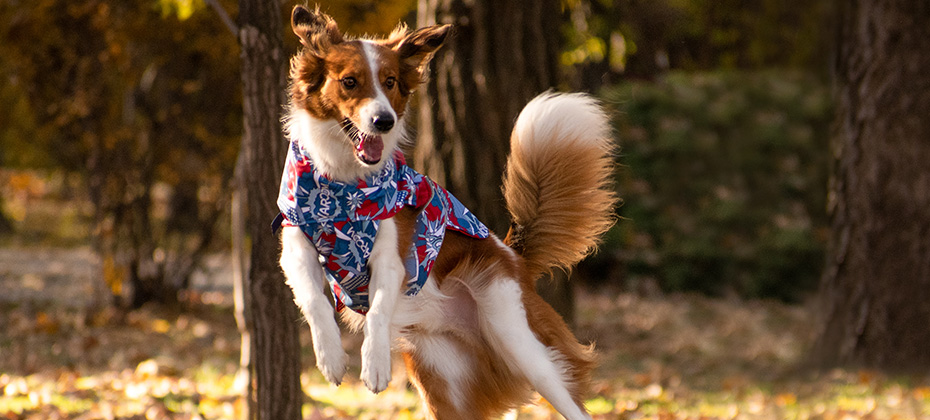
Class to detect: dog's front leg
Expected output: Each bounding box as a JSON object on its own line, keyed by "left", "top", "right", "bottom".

{"left": 361, "top": 218, "right": 405, "bottom": 393}
{"left": 279, "top": 226, "right": 347, "bottom": 386}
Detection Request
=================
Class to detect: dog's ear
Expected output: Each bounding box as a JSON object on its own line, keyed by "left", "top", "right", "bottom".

{"left": 291, "top": 5, "right": 343, "bottom": 54}
{"left": 394, "top": 24, "right": 452, "bottom": 75}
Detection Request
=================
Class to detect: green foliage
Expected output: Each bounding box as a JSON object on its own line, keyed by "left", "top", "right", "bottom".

{"left": 157, "top": 0, "right": 205, "bottom": 20}
{"left": 0, "top": 0, "right": 242, "bottom": 178}
{"left": 601, "top": 71, "right": 832, "bottom": 301}
{"left": 562, "top": 0, "right": 834, "bottom": 86}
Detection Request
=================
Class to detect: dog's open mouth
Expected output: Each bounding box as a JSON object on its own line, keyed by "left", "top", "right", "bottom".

{"left": 340, "top": 118, "right": 383, "bottom": 165}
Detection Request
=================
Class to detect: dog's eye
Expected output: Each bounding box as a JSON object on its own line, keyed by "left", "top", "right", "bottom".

{"left": 384, "top": 77, "right": 396, "bottom": 90}
{"left": 341, "top": 77, "right": 357, "bottom": 90}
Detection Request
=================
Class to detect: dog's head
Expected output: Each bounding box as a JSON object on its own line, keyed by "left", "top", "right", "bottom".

{"left": 287, "top": 5, "right": 450, "bottom": 174}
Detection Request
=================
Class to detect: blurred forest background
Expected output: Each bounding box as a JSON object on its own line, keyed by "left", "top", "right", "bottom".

{"left": 2, "top": 0, "right": 929, "bottom": 419}
{"left": 0, "top": 0, "right": 833, "bottom": 306}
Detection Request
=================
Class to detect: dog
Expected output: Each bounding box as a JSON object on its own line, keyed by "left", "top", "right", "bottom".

{"left": 276, "top": 5, "right": 617, "bottom": 420}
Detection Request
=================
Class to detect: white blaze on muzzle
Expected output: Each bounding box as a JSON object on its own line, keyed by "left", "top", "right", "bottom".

{"left": 352, "top": 41, "right": 398, "bottom": 165}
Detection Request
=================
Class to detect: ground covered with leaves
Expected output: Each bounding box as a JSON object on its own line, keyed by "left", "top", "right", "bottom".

{"left": 2, "top": 269, "right": 929, "bottom": 420}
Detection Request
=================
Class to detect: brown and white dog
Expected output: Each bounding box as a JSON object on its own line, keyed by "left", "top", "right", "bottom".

{"left": 278, "top": 5, "right": 617, "bottom": 419}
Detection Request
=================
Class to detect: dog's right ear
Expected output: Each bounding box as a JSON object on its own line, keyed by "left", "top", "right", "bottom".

{"left": 291, "top": 5, "right": 343, "bottom": 55}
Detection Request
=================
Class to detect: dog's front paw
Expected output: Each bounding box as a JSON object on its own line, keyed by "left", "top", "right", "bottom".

{"left": 360, "top": 337, "right": 391, "bottom": 393}
{"left": 317, "top": 356, "right": 347, "bottom": 386}
{"left": 315, "top": 340, "right": 347, "bottom": 386}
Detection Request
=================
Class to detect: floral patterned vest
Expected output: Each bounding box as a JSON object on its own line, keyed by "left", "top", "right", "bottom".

{"left": 276, "top": 140, "right": 489, "bottom": 314}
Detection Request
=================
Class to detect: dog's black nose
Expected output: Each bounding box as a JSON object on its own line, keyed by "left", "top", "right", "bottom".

{"left": 372, "top": 114, "right": 395, "bottom": 132}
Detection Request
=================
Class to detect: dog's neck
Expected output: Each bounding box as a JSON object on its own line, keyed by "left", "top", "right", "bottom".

{"left": 284, "top": 108, "right": 399, "bottom": 183}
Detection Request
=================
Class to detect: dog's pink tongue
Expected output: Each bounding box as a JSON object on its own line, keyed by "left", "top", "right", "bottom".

{"left": 357, "top": 133, "right": 384, "bottom": 163}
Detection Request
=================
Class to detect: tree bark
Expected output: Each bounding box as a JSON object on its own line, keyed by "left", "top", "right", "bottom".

{"left": 238, "top": 1, "right": 303, "bottom": 418}
{"left": 813, "top": 0, "right": 930, "bottom": 369}
{"left": 414, "top": 0, "right": 577, "bottom": 320}
{"left": 231, "top": 153, "right": 253, "bottom": 416}
{"left": 414, "top": 0, "right": 562, "bottom": 234}
{"left": 0, "top": 197, "right": 12, "bottom": 235}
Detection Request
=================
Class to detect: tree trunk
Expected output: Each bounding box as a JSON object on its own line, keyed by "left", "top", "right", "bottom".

{"left": 414, "top": 0, "right": 577, "bottom": 320}
{"left": 414, "top": 0, "right": 562, "bottom": 234}
{"left": 536, "top": 270, "right": 576, "bottom": 328}
{"left": 231, "top": 153, "right": 253, "bottom": 416}
{"left": 0, "top": 197, "right": 12, "bottom": 235}
{"left": 238, "top": 1, "right": 303, "bottom": 418}
{"left": 813, "top": 0, "right": 930, "bottom": 370}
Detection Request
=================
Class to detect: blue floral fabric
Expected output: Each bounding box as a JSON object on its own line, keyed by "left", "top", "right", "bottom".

{"left": 277, "top": 140, "right": 489, "bottom": 314}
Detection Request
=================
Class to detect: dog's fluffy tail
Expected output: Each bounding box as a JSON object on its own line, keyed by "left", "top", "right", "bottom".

{"left": 502, "top": 92, "right": 618, "bottom": 279}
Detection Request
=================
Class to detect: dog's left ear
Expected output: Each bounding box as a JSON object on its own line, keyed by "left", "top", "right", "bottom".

{"left": 394, "top": 24, "right": 452, "bottom": 74}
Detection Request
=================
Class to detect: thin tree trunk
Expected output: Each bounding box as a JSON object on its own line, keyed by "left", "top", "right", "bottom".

{"left": 238, "top": 1, "right": 303, "bottom": 418}
{"left": 231, "top": 153, "right": 253, "bottom": 415}
{"left": 536, "top": 270, "right": 576, "bottom": 328}
{"left": 206, "top": 1, "right": 251, "bottom": 411}
{"left": 813, "top": 0, "right": 930, "bottom": 369}
{"left": 0, "top": 198, "right": 12, "bottom": 235}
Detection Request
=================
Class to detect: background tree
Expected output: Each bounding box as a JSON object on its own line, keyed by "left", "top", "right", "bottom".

{"left": 0, "top": 199, "right": 11, "bottom": 235}
{"left": 237, "top": 0, "right": 302, "bottom": 418}
{"left": 0, "top": 0, "right": 241, "bottom": 307}
{"left": 413, "top": 0, "right": 582, "bottom": 319}
{"left": 813, "top": 0, "right": 930, "bottom": 369}
{"left": 413, "top": 0, "right": 561, "bottom": 233}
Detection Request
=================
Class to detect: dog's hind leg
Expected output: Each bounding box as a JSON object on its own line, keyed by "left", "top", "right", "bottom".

{"left": 362, "top": 218, "right": 407, "bottom": 393}
{"left": 478, "top": 278, "right": 592, "bottom": 420}
{"left": 403, "top": 333, "right": 478, "bottom": 420}
{"left": 279, "top": 226, "right": 347, "bottom": 385}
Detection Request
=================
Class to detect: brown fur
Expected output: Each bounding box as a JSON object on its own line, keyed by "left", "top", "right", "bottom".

{"left": 404, "top": 252, "right": 531, "bottom": 419}
{"left": 404, "top": 332, "right": 530, "bottom": 420}
{"left": 502, "top": 122, "right": 618, "bottom": 279}
{"left": 403, "top": 233, "right": 597, "bottom": 418}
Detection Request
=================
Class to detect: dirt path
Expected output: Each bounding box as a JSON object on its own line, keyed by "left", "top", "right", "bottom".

{"left": 0, "top": 247, "right": 101, "bottom": 307}
{"left": 0, "top": 247, "right": 234, "bottom": 307}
